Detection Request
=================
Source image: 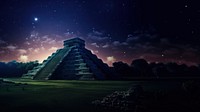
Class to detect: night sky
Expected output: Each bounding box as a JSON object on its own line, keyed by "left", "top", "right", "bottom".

{"left": 0, "top": 0, "right": 199, "bottom": 66}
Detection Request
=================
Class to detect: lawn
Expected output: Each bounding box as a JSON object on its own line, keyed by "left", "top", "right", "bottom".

{"left": 0, "top": 78, "right": 183, "bottom": 112}
{"left": 0, "top": 79, "right": 137, "bottom": 112}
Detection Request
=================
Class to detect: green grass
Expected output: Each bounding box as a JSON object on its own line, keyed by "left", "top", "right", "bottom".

{"left": 0, "top": 79, "right": 136, "bottom": 112}
{"left": 0, "top": 78, "right": 182, "bottom": 112}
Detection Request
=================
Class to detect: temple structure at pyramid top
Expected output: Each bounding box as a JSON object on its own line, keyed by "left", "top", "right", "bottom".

{"left": 22, "top": 37, "right": 114, "bottom": 80}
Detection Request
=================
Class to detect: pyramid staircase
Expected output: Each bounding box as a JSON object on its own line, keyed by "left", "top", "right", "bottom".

{"left": 33, "top": 48, "right": 71, "bottom": 80}
{"left": 22, "top": 37, "right": 114, "bottom": 80}
{"left": 50, "top": 47, "right": 95, "bottom": 80}
{"left": 22, "top": 48, "right": 71, "bottom": 79}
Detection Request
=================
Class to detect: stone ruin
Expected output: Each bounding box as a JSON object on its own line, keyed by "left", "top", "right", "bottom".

{"left": 22, "top": 37, "right": 114, "bottom": 80}
{"left": 92, "top": 85, "right": 144, "bottom": 112}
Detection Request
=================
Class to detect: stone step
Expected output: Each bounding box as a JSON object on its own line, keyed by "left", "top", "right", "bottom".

{"left": 76, "top": 72, "right": 92, "bottom": 76}
{"left": 34, "top": 48, "right": 71, "bottom": 80}
{"left": 75, "top": 67, "right": 89, "bottom": 70}
{"left": 74, "top": 63, "right": 87, "bottom": 66}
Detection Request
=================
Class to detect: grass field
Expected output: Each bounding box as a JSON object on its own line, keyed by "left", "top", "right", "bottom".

{"left": 0, "top": 79, "right": 183, "bottom": 112}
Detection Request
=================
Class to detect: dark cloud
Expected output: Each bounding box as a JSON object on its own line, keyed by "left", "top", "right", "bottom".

{"left": 0, "top": 39, "right": 6, "bottom": 44}
{"left": 126, "top": 34, "right": 140, "bottom": 42}
{"left": 102, "top": 43, "right": 110, "bottom": 48}
{"left": 87, "top": 30, "right": 109, "bottom": 41}
{"left": 91, "top": 43, "right": 100, "bottom": 48}
{"left": 0, "top": 0, "right": 199, "bottom": 66}
{"left": 6, "top": 45, "right": 17, "bottom": 51}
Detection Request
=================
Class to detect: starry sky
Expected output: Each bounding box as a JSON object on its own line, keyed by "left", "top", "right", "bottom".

{"left": 0, "top": 0, "right": 199, "bottom": 66}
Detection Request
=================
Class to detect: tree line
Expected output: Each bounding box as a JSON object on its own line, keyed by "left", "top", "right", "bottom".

{"left": 112, "top": 59, "right": 200, "bottom": 78}
{"left": 0, "top": 59, "right": 200, "bottom": 78}
{"left": 0, "top": 60, "right": 39, "bottom": 78}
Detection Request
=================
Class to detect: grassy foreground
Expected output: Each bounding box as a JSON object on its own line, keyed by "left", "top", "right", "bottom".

{"left": 0, "top": 79, "right": 137, "bottom": 112}
{"left": 0, "top": 79, "right": 183, "bottom": 112}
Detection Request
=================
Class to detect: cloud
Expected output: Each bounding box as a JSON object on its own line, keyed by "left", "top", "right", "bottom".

{"left": 106, "top": 56, "right": 116, "bottom": 62}
{"left": 106, "top": 56, "right": 116, "bottom": 66}
{"left": 26, "top": 47, "right": 40, "bottom": 53}
{"left": 88, "top": 34, "right": 109, "bottom": 41}
{"left": 160, "top": 38, "right": 170, "bottom": 45}
{"left": 107, "top": 31, "right": 159, "bottom": 50}
{"left": 48, "top": 47, "right": 58, "bottom": 51}
{"left": 121, "top": 42, "right": 128, "bottom": 45}
{"left": 24, "top": 41, "right": 31, "bottom": 45}
{"left": 40, "top": 35, "right": 59, "bottom": 45}
{"left": 0, "top": 50, "right": 5, "bottom": 54}
{"left": 34, "top": 48, "right": 40, "bottom": 53}
{"left": 64, "top": 32, "right": 77, "bottom": 38}
{"left": 93, "top": 30, "right": 103, "bottom": 35}
{"left": 87, "top": 30, "right": 109, "bottom": 41}
{"left": 41, "top": 35, "right": 49, "bottom": 39}
{"left": 91, "top": 43, "right": 100, "bottom": 48}
{"left": 6, "top": 45, "right": 17, "bottom": 50}
{"left": 30, "top": 31, "right": 39, "bottom": 39}
{"left": 113, "top": 41, "right": 121, "bottom": 46}
{"left": 0, "top": 39, "right": 6, "bottom": 44}
{"left": 102, "top": 43, "right": 109, "bottom": 48}
{"left": 18, "top": 55, "right": 28, "bottom": 62}
{"left": 163, "top": 48, "right": 181, "bottom": 56}
{"left": 41, "top": 47, "right": 45, "bottom": 50}
{"left": 126, "top": 34, "right": 139, "bottom": 42}
{"left": 18, "top": 49, "right": 27, "bottom": 54}
{"left": 91, "top": 49, "right": 99, "bottom": 54}
{"left": 48, "top": 39, "right": 56, "bottom": 44}
{"left": 112, "top": 41, "right": 128, "bottom": 47}
{"left": 28, "top": 48, "right": 33, "bottom": 51}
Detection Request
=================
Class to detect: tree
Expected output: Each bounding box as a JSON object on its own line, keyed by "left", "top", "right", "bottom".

{"left": 113, "top": 61, "right": 132, "bottom": 76}
{"left": 131, "top": 59, "right": 152, "bottom": 77}
{"left": 0, "top": 60, "right": 39, "bottom": 78}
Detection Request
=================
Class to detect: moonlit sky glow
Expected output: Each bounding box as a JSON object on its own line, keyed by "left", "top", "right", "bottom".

{"left": 0, "top": 0, "right": 199, "bottom": 66}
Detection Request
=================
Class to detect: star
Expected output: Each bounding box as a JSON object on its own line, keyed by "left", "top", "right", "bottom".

{"left": 34, "top": 17, "right": 38, "bottom": 22}
{"left": 185, "top": 5, "right": 188, "bottom": 8}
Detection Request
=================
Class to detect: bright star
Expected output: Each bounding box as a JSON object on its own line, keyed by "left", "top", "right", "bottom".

{"left": 34, "top": 17, "right": 38, "bottom": 21}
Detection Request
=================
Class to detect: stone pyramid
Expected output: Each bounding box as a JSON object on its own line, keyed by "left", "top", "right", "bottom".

{"left": 22, "top": 37, "right": 114, "bottom": 80}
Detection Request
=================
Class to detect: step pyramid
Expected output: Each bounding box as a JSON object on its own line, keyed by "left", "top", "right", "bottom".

{"left": 22, "top": 37, "right": 114, "bottom": 80}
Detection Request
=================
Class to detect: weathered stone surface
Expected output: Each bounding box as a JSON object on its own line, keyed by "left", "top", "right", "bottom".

{"left": 92, "top": 85, "right": 145, "bottom": 112}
